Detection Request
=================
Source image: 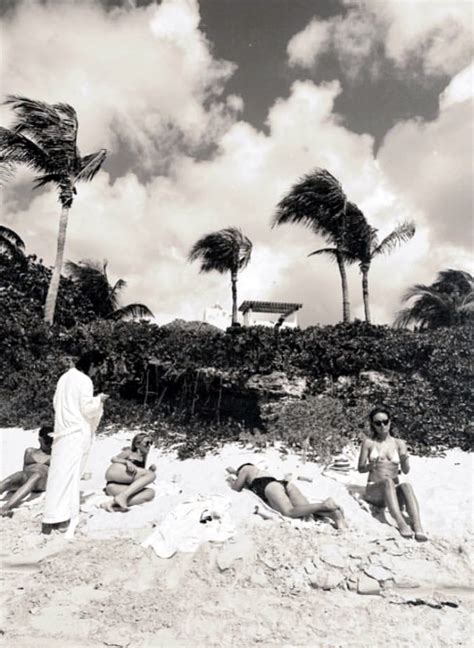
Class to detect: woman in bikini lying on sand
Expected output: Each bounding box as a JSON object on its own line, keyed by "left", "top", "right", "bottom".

{"left": 227, "top": 463, "right": 347, "bottom": 530}
{"left": 102, "top": 433, "right": 156, "bottom": 512}
{"left": 0, "top": 425, "right": 53, "bottom": 517}
{"left": 358, "top": 406, "right": 427, "bottom": 541}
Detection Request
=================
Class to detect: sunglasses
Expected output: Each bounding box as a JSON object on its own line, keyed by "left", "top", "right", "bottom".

{"left": 373, "top": 418, "right": 390, "bottom": 427}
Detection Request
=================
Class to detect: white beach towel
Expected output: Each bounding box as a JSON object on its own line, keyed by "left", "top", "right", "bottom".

{"left": 142, "top": 495, "right": 235, "bottom": 558}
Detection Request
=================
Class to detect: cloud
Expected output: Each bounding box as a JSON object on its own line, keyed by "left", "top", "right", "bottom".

{"left": 378, "top": 63, "right": 474, "bottom": 253}
{"left": 0, "top": 0, "right": 237, "bottom": 169}
{"left": 287, "top": 1, "right": 473, "bottom": 80}
{"left": 1, "top": 1, "right": 471, "bottom": 328}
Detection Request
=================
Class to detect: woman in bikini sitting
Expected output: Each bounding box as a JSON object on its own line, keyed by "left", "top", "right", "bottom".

{"left": 102, "top": 433, "right": 156, "bottom": 512}
{"left": 358, "top": 406, "right": 427, "bottom": 541}
{"left": 227, "top": 463, "right": 347, "bottom": 530}
{"left": 0, "top": 425, "right": 53, "bottom": 517}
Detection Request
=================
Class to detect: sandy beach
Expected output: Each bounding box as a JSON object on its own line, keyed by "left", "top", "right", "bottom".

{"left": 1, "top": 427, "right": 473, "bottom": 647}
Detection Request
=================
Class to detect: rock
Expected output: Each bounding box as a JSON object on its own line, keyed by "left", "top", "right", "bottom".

{"left": 309, "top": 571, "right": 345, "bottom": 591}
{"left": 357, "top": 575, "right": 381, "bottom": 595}
{"left": 245, "top": 372, "right": 307, "bottom": 398}
{"left": 320, "top": 545, "right": 347, "bottom": 569}
{"left": 364, "top": 565, "right": 393, "bottom": 582}
{"left": 394, "top": 577, "right": 420, "bottom": 589}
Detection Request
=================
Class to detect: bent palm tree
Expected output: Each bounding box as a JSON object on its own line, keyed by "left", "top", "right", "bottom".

{"left": 0, "top": 225, "right": 25, "bottom": 263}
{"left": 395, "top": 269, "right": 474, "bottom": 329}
{"left": 0, "top": 96, "right": 107, "bottom": 324}
{"left": 354, "top": 221, "right": 415, "bottom": 323}
{"left": 273, "top": 169, "right": 363, "bottom": 322}
{"left": 188, "top": 227, "right": 252, "bottom": 325}
{"left": 65, "top": 259, "right": 154, "bottom": 321}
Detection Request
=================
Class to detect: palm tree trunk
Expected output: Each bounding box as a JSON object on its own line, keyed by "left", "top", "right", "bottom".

{"left": 44, "top": 205, "right": 69, "bottom": 325}
{"left": 231, "top": 269, "right": 238, "bottom": 325}
{"left": 361, "top": 264, "right": 371, "bottom": 323}
{"left": 336, "top": 250, "right": 350, "bottom": 323}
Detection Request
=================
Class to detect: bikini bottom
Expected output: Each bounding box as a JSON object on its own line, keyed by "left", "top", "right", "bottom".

{"left": 249, "top": 477, "right": 289, "bottom": 504}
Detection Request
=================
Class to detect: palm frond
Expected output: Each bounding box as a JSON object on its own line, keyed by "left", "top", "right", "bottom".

{"left": 0, "top": 225, "right": 25, "bottom": 250}
{"left": 75, "top": 149, "right": 107, "bottom": 182}
{"left": 188, "top": 227, "right": 252, "bottom": 274}
{"left": 0, "top": 128, "right": 52, "bottom": 177}
{"left": 4, "top": 95, "right": 78, "bottom": 170}
{"left": 272, "top": 168, "right": 346, "bottom": 238}
{"left": 373, "top": 221, "right": 415, "bottom": 256}
{"left": 108, "top": 303, "right": 154, "bottom": 321}
{"left": 308, "top": 247, "right": 340, "bottom": 262}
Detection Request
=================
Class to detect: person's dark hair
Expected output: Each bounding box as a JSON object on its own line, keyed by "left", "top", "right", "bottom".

{"left": 369, "top": 406, "right": 391, "bottom": 423}
{"left": 368, "top": 406, "right": 392, "bottom": 437}
{"left": 236, "top": 463, "right": 253, "bottom": 474}
{"left": 75, "top": 351, "right": 105, "bottom": 374}
{"left": 39, "top": 425, "right": 53, "bottom": 446}
{"left": 131, "top": 433, "right": 151, "bottom": 452}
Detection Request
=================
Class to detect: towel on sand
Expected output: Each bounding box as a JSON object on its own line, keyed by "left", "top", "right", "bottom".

{"left": 142, "top": 495, "right": 235, "bottom": 558}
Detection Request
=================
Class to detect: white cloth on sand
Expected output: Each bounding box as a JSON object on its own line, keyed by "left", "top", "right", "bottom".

{"left": 43, "top": 368, "right": 103, "bottom": 524}
{"left": 142, "top": 495, "right": 235, "bottom": 558}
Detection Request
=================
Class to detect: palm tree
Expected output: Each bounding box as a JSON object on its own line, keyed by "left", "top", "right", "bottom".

{"left": 0, "top": 96, "right": 106, "bottom": 324}
{"left": 0, "top": 225, "right": 25, "bottom": 263}
{"left": 354, "top": 221, "right": 415, "bottom": 323}
{"left": 273, "top": 169, "right": 364, "bottom": 322}
{"left": 395, "top": 269, "right": 474, "bottom": 329}
{"left": 65, "top": 259, "right": 154, "bottom": 321}
{"left": 188, "top": 227, "right": 252, "bottom": 326}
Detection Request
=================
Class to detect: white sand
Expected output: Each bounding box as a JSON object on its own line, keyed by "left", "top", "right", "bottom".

{"left": 1, "top": 427, "right": 473, "bottom": 647}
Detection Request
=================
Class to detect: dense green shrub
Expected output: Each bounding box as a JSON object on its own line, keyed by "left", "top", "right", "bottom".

{"left": 0, "top": 257, "right": 472, "bottom": 457}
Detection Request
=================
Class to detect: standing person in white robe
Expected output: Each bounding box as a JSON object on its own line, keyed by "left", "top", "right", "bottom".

{"left": 42, "top": 350, "right": 108, "bottom": 538}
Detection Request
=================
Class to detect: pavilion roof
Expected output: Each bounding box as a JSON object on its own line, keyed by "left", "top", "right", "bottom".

{"left": 238, "top": 300, "right": 302, "bottom": 314}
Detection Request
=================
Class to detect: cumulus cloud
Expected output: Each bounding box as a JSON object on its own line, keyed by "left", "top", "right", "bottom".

{"left": 378, "top": 62, "right": 473, "bottom": 253}
{"left": 0, "top": 0, "right": 237, "bottom": 168}
{"left": 287, "top": 1, "right": 473, "bottom": 80}
{"left": 1, "top": 0, "right": 470, "bottom": 328}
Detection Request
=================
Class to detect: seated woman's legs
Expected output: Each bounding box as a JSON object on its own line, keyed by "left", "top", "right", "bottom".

{"left": 396, "top": 482, "right": 427, "bottom": 541}
{"left": 0, "top": 471, "right": 28, "bottom": 495}
{"left": 105, "top": 469, "right": 156, "bottom": 511}
{"left": 366, "top": 479, "right": 413, "bottom": 538}
{"left": 0, "top": 472, "right": 42, "bottom": 516}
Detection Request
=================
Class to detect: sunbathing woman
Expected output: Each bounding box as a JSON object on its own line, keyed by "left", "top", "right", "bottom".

{"left": 102, "top": 433, "right": 156, "bottom": 512}
{"left": 358, "top": 406, "right": 427, "bottom": 541}
{"left": 227, "top": 463, "right": 347, "bottom": 530}
{"left": 0, "top": 425, "right": 53, "bottom": 517}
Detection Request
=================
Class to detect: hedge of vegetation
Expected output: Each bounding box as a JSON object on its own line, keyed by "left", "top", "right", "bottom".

{"left": 1, "top": 256, "right": 472, "bottom": 459}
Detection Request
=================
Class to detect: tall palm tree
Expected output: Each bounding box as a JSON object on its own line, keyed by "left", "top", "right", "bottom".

{"left": 395, "top": 269, "right": 474, "bottom": 329}
{"left": 0, "top": 225, "right": 25, "bottom": 263}
{"left": 273, "top": 169, "right": 363, "bottom": 322}
{"left": 0, "top": 96, "right": 107, "bottom": 324}
{"left": 188, "top": 227, "right": 252, "bottom": 326}
{"left": 354, "top": 221, "right": 415, "bottom": 323}
{"left": 65, "top": 259, "right": 154, "bottom": 321}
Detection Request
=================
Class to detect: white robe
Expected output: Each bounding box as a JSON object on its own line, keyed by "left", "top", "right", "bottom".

{"left": 43, "top": 367, "right": 103, "bottom": 524}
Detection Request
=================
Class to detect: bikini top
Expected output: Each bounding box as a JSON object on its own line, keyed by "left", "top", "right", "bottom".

{"left": 369, "top": 444, "right": 400, "bottom": 463}
{"left": 129, "top": 454, "right": 146, "bottom": 468}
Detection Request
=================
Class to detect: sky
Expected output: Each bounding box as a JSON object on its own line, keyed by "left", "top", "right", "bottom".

{"left": 0, "top": 0, "right": 472, "bottom": 327}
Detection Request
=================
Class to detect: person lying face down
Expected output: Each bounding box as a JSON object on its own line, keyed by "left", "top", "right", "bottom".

{"left": 0, "top": 425, "right": 53, "bottom": 517}
{"left": 358, "top": 406, "right": 427, "bottom": 542}
{"left": 101, "top": 433, "right": 156, "bottom": 512}
{"left": 227, "top": 463, "right": 347, "bottom": 530}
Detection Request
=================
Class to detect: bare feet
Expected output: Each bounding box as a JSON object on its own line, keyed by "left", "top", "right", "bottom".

{"left": 100, "top": 500, "right": 117, "bottom": 513}
{"left": 0, "top": 507, "right": 13, "bottom": 518}
{"left": 319, "top": 498, "right": 340, "bottom": 513}
{"left": 399, "top": 524, "right": 414, "bottom": 539}
{"left": 415, "top": 531, "right": 428, "bottom": 542}
{"left": 112, "top": 494, "right": 129, "bottom": 512}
